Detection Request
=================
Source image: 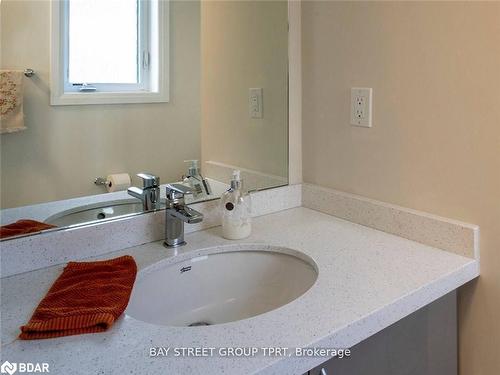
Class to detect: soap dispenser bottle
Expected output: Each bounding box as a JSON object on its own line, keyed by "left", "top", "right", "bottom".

{"left": 182, "top": 160, "right": 212, "bottom": 199}
{"left": 221, "top": 170, "right": 252, "bottom": 240}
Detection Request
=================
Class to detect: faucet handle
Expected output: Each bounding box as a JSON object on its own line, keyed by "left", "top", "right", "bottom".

{"left": 166, "top": 183, "right": 193, "bottom": 200}
{"left": 137, "top": 173, "right": 160, "bottom": 188}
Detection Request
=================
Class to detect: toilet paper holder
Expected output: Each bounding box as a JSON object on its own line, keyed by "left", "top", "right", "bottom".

{"left": 94, "top": 173, "right": 132, "bottom": 193}
{"left": 94, "top": 177, "right": 110, "bottom": 186}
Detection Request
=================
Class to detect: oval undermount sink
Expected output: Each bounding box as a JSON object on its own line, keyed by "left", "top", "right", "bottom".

{"left": 126, "top": 246, "right": 318, "bottom": 327}
{"left": 45, "top": 199, "right": 164, "bottom": 227}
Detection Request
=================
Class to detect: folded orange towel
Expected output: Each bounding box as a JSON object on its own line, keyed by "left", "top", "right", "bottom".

{"left": 19, "top": 255, "right": 137, "bottom": 340}
{"left": 0, "top": 219, "right": 57, "bottom": 239}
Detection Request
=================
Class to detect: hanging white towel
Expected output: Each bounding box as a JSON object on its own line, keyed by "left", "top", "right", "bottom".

{"left": 0, "top": 70, "right": 26, "bottom": 134}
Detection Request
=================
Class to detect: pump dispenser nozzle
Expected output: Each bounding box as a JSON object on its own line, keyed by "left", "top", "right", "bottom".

{"left": 184, "top": 160, "right": 200, "bottom": 177}
{"left": 230, "top": 170, "right": 242, "bottom": 190}
{"left": 221, "top": 169, "right": 251, "bottom": 240}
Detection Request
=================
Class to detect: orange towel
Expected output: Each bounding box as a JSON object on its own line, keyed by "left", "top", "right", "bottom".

{"left": 0, "top": 219, "right": 57, "bottom": 239}
{"left": 19, "top": 255, "right": 137, "bottom": 340}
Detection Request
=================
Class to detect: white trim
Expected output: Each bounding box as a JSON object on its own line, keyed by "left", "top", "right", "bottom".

{"left": 288, "top": 0, "right": 302, "bottom": 184}
{"left": 50, "top": 0, "right": 169, "bottom": 106}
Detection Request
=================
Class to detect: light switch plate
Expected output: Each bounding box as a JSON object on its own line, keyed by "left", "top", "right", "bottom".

{"left": 350, "top": 87, "right": 372, "bottom": 127}
{"left": 249, "top": 88, "right": 263, "bottom": 119}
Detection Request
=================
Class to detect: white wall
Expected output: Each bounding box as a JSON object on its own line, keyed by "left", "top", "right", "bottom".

{"left": 301, "top": 2, "right": 500, "bottom": 374}
{"left": 0, "top": 0, "right": 201, "bottom": 208}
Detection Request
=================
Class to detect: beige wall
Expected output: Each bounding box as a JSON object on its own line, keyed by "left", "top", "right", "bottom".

{"left": 302, "top": 2, "right": 500, "bottom": 375}
{"left": 1, "top": 0, "right": 201, "bottom": 208}
{"left": 201, "top": 0, "right": 288, "bottom": 184}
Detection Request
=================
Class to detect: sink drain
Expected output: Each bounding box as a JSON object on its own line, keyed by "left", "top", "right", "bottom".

{"left": 188, "top": 321, "right": 212, "bottom": 327}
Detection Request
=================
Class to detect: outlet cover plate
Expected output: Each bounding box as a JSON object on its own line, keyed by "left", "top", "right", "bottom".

{"left": 350, "top": 87, "right": 372, "bottom": 127}
{"left": 249, "top": 88, "right": 263, "bottom": 119}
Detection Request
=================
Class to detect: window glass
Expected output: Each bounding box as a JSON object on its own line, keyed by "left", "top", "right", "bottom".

{"left": 68, "top": 0, "right": 138, "bottom": 84}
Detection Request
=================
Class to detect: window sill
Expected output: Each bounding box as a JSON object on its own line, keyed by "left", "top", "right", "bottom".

{"left": 50, "top": 91, "right": 169, "bottom": 106}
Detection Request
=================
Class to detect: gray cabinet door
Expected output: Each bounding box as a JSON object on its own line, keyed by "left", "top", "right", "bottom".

{"left": 308, "top": 291, "right": 457, "bottom": 375}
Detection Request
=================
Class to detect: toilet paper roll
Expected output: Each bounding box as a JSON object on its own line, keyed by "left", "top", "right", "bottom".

{"left": 106, "top": 173, "right": 131, "bottom": 193}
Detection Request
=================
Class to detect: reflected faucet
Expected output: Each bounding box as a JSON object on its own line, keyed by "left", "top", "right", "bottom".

{"left": 127, "top": 173, "right": 160, "bottom": 211}
{"left": 164, "top": 184, "right": 203, "bottom": 247}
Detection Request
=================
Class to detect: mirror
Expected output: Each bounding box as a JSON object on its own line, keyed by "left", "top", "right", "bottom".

{"left": 0, "top": 0, "right": 289, "bottom": 239}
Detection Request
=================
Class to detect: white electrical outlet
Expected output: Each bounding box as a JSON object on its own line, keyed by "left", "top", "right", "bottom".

{"left": 249, "top": 88, "right": 263, "bottom": 119}
{"left": 350, "top": 87, "right": 372, "bottom": 127}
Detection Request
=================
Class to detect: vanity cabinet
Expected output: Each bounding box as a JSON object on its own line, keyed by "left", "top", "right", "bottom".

{"left": 307, "top": 292, "right": 457, "bottom": 375}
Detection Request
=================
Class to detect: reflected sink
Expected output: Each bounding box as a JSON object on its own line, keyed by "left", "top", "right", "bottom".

{"left": 45, "top": 199, "right": 160, "bottom": 227}
{"left": 126, "top": 246, "right": 318, "bottom": 327}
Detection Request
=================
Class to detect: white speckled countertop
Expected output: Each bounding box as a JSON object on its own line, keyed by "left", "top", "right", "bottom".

{"left": 0, "top": 207, "right": 478, "bottom": 375}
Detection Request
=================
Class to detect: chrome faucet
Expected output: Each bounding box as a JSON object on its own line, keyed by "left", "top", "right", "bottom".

{"left": 127, "top": 173, "right": 161, "bottom": 211}
{"left": 164, "top": 184, "right": 203, "bottom": 247}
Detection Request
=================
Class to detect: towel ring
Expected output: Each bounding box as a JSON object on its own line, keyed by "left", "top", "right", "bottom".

{"left": 24, "top": 69, "right": 35, "bottom": 77}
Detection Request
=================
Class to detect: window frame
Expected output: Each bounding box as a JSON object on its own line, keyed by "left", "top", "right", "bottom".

{"left": 50, "top": 0, "right": 169, "bottom": 106}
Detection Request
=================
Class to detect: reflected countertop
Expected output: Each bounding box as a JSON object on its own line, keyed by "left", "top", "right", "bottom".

{"left": 0, "top": 178, "right": 230, "bottom": 225}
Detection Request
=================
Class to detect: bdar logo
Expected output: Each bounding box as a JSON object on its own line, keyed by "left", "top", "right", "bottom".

{"left": 0, "top": 361, "right": 17, "bottom": 375}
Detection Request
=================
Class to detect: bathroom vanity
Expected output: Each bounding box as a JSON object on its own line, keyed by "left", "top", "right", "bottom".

{"left": 0, "top": 185, "right": 479, "bottom": 375}
{"left": 0, "top": 1, "right": 482, "bottom": 374}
